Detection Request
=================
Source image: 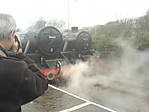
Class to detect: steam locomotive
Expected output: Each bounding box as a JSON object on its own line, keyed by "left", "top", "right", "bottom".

{"left": 20, "top": 26, "right": 93, "bottom": 84}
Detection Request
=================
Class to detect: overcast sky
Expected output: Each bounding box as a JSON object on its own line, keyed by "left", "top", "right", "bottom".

{"left": 0, "top": 0, "right": 149, "bottom": 30}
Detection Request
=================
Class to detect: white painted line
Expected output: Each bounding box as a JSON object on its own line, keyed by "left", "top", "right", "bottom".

{"left": 60, "top": 102, "right": 91, "bottom": 112}
{"left": 48, "top": 84, "right": 117, "bottom": 112}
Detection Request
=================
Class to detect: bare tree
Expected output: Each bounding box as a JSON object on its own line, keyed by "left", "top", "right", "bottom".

{"left": 27, "top": 18, "right": 46, "bottom": 32}
{"left": 46, "top": 19, "right": 65, "bottom": 31}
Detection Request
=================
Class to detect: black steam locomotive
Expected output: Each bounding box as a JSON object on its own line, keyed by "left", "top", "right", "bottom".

{"left": 20, "top": 26, "right": 93, "bottom": 83}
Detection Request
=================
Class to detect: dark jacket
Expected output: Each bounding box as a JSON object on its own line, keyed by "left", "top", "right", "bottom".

{"left": 0, "top": 54, "right": 48, "bottom": 112}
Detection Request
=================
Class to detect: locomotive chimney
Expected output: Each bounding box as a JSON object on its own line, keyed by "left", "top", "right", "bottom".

{"left": 71, "top": 27, "right": 78, "bottom": 33}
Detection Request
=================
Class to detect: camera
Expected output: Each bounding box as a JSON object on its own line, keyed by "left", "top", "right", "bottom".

{"left": 14, "top": 34, "right": 22, "bottom": 52}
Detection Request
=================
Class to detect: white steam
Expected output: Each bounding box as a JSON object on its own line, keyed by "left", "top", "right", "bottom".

{"left": 62, "top": 40, "right": 149, "bottom": 112}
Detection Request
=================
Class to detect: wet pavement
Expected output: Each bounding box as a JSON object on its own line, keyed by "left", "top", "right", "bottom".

{"left": 22, "top": 86, "right": 84, "bottom": 112}
{"left": 22, "top": 82, "right": 149, "bottom": 112}
{"left": 22, "top": 76, "right": 149, "bottom": 112}
{"left": 22, "top": 85, "right": 115, "bottom": 112}
{"left": 72, "top": 104, "right": 109, "bottom": 112}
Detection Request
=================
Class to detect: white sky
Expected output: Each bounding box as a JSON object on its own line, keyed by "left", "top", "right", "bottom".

{"left": 0, "top": 0, "right": 149, "bottom": 30}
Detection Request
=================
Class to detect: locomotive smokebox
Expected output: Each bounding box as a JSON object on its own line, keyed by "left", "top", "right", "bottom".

{"left": 21, "top": 26, "right": 63, "bottom": 56}
{"left": 63, "top": 27, "right": 92, "bottom": 52}
{"left": 71, "top": 27, "right": 79, "bottom": 33}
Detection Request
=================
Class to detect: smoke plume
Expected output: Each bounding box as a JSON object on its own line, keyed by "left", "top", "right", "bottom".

{"left": 62, "top": 40, "right": 149, "bottom": 112}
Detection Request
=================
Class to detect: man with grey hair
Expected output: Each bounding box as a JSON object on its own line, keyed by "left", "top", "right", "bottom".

{"left": 0, "top": 13, "right": 48, "bottom": 112}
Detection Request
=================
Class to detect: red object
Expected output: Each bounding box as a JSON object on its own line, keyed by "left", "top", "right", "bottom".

{"left": 40, "top": 68, "right": 61, "bottom": 78}
{"left": 40, "top": 59, "right": 104, "bottom": 80}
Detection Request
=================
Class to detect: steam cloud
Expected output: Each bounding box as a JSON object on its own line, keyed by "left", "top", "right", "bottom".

{"left": 62, "top": 40, "right": 149, "bottom": 112}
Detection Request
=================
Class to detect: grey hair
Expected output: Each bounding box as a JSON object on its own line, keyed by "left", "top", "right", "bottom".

{"left": 0, "top": 13, "right": 17, "bottom": 40}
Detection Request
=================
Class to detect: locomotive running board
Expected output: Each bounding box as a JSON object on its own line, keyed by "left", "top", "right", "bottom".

{"left": 48, "top": 84, "right": 117, "bottom": 112}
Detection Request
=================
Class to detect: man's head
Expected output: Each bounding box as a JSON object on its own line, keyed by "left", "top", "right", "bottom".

{"left": 0, "top": 13, "right": 17, "bottom": 51}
